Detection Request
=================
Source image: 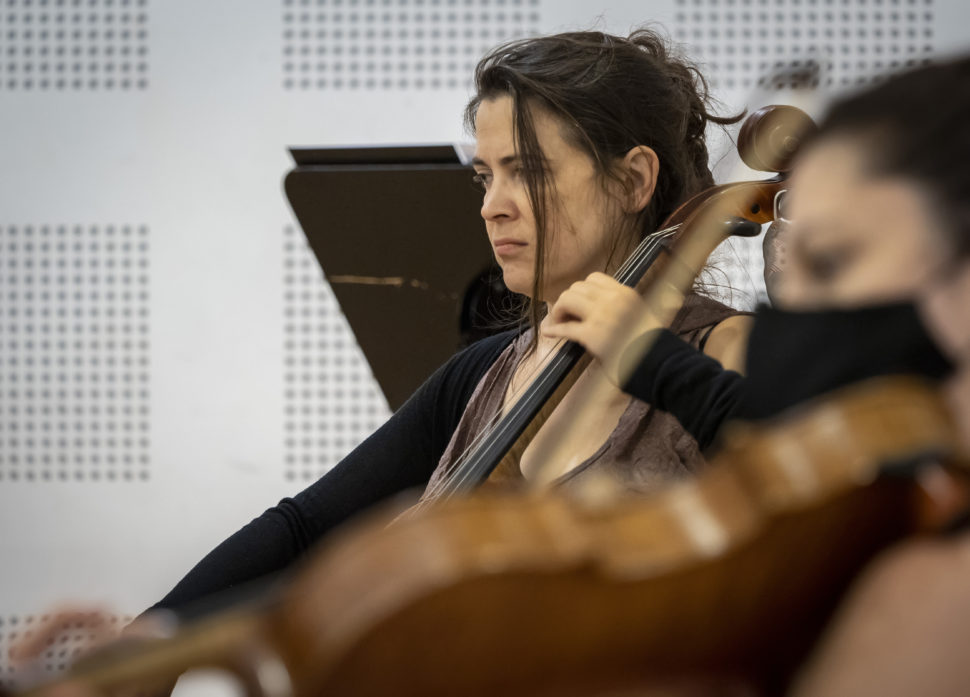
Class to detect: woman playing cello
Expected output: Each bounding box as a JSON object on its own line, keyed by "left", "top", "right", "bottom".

{"left": 149, "top": 28, "right": 750, "bottom": 615}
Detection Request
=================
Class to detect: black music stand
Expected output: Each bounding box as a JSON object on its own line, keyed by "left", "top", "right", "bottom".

{"left": 284, "top": 144, "right": 509, "bottom": 411}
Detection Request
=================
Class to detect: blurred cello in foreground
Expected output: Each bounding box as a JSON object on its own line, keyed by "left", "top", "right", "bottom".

{"left": 14, "top": 378, "right": 969, "bottom": 697}
{"left": 273, "top": 377, "right": 970, "bottom": 697}
{"left": 16, "top": 104, "right": 970, "bottom": 696}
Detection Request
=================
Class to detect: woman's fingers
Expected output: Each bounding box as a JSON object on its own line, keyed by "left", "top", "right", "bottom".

{"left": 582, "top": 271, "right": 620, "bottom": 289}
{"left": 549, "top": 275, "right": 638, "bottom": 325}
{"left": 547, "top": 285, "right": 597, "bottom": 324}
{"left": 9, "top": 607, "right": 178, "bottom": 697}
{"left": 542, "top": 273, "right": 684, "bottom": 387}
{"left": 9, "top": 608, "right": 119, "bottom": 667}
{"left": 544, "top": 275, "right": 649, "bottom": 368}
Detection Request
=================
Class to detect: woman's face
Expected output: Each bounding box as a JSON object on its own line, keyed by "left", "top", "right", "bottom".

{"left": 472, "top": 96, "right": 632, "bottom": 303}
{"left": 777, "top": 138, "right": 950, "bottom": 309}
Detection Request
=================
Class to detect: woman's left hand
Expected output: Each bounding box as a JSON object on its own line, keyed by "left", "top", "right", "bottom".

{"left": 543, "top": 272, "right": 753, "bottom": 379}
{"left": 542, "top": 272, "right": 665, "bottom": 385}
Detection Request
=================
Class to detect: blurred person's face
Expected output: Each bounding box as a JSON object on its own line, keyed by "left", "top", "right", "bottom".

{"left": 774, "top": 138, "right": 950, "bottom": 310}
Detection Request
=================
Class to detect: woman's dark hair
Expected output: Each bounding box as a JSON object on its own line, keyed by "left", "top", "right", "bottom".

{"left": 817, "top": 55, "right": 970, "bottom": 256}
{"left": 464, "top": 28, "right": 740, "bottom": 347}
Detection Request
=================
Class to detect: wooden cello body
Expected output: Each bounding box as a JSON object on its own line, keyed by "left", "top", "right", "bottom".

{"left": 22, "top": 381, "right": 964, "bottom": 697}
{"left": 261, "top": 378, "right": 968, "bottom": 697}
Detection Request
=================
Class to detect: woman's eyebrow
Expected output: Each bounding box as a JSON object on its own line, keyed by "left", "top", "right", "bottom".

{"left": 471, "top": 154, "right": 520, "bottom": 168}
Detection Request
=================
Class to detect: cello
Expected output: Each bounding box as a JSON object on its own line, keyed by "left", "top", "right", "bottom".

{"left": 13, "top": 380, "right": 968, "bottom": 697}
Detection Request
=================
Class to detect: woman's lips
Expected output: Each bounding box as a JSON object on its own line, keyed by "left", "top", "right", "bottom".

{"left": 493, "top": 238, "right": 527, "bottom": 257}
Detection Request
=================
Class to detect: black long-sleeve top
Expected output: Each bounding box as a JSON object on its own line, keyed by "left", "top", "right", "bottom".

{"left": 153, "top": 326, "right": 730, "bottom": 616}
{"left": 152, "top": 326, "right": 737, "bottom": 616}
{"left": 152, "top": 329, "right": 518, "bottom": 613}
{"left": 153, "top": 303, "right": 952, "bottom": 616}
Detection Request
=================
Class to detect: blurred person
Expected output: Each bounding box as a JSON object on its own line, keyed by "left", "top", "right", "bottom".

{"left": 547, "top": 54, "right": 970, "bottom": 697}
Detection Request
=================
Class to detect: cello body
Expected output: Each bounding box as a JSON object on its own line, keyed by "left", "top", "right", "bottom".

{"left": 263, "top": 378, "right": 968, "bottom": 697}
{"left": 17, "top": 379, "right": 965, "bottom": 697}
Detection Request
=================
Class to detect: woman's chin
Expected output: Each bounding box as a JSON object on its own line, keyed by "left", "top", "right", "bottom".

{"left": 501, "top": 275, "right": 533, "bottom": 298}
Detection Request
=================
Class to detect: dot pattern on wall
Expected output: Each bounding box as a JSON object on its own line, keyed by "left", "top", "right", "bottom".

{"left": 282, "top": 0, "right": 542, "bottom": 90}
{"left": 673, "top": 0, "right": 935, "bottom": 91}
{"left": 283, "top": 225, "right": 390, "bottom": 481}
{"left": 0, "top": 0, "right": 150, "bottom": 91}
{"left": 0, "top": 225, "right": 151, "bottom": 483}
{"left": 0, "top": 612, "right": 133, "bottom": 689}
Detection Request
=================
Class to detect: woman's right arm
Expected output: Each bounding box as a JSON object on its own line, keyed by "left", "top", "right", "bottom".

{"left": 150, "top": 330, "right": 517, "bottom": 615}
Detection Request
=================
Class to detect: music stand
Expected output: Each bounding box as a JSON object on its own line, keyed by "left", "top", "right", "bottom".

{"left": 284, "top": 144, "right": 502, "bottom": 411}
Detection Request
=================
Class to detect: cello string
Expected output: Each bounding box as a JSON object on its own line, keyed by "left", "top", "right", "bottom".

{"left": 418, "top": 224, "right": 681, "bottom": 504}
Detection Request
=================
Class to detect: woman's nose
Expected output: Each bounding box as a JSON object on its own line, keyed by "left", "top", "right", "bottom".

{"left": 480, "top": 178, "right": 516, "bottom": 222}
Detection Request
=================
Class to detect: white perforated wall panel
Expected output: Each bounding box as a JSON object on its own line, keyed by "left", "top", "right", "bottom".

{"left": 0, "top": 0, "right": 966, "bottom": 693}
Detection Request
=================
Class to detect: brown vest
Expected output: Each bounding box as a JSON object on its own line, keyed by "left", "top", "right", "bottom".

{"left": 424, "top": 294, "right": 739, "bottom": 497}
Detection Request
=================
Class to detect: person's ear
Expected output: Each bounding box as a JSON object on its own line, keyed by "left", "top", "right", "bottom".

{"left": 619, "top": 145, "right": 659, "bottom": 214}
